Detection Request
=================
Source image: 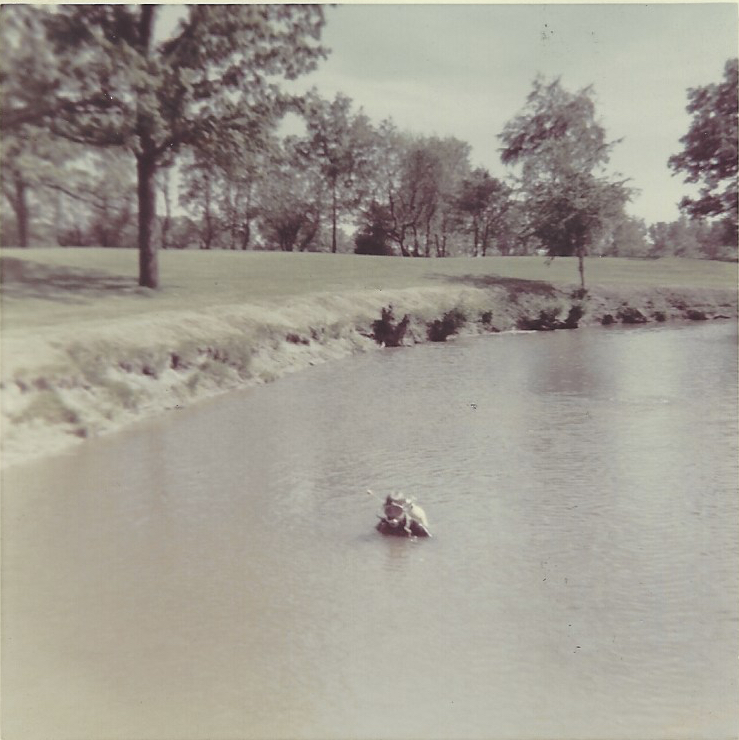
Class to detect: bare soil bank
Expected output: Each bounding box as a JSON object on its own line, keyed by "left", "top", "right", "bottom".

{"left": 2, "top": 281, "right": 736, "bottom": 468}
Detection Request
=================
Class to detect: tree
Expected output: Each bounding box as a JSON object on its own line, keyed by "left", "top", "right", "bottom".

{"left": 425, "top": 136, "right": 471, "bottom": 257}
{"left": 647, "top": 215, "right": 735, "bottom": 260}
{"left": 499, "top": 77, "right": 632, "bottom": 288}
{"left": 179, "top": 134, "right": 269, "bottom": 251}
{"left": 399, "top": 141, "right": 443, "bottom": 257}
{"left": 371, "top": 130, "right": 471, "bottom": 257}
{"left": 219, "top": 151, "right": 261, "bottom": 251}
{"left": 456, "top": 168, "right": 513, "bottom": 256}
{"left": 354, "top": 201, "right": 394, "bottom": 255}
{"left": 647, "top": 217, "right": 701, "bottom": 258}
{"left": 668, "top": 59, "right": 738, "bottom": 240}
{"left": 2, "top": 5, "right": 326, "bottom": 286}
{"left": 0, "top": 128, "right": 134, "bottom": 248}
{"left": 697, "top": 219, "right": 738, "bottom": 260}
{"left": 256, "top": 139, "right": 324, "bottom": 252}
{"left": 158, "top": 167, "right": 174, "bottom": 249}
{"left": 1, "top": 8, "right": 70, "bottom": 246}
{"left": 363, "top": 125, "right": 416, "bottom": 257}
{"left": 527, "top": 172, "right": 629, "bottom": 283}
{"left": 56, "top": 151, "right": 137, "bottom": 248}
{"left": 1, "top": 129, "right": 49, "bottom": 246}
{"left": 298, "top": 92, "right": 376, "bottom": 253}
{"left": 598, "top": 215, "right": 649, "bottom": 257}
{"left": 180, "top": 152, "right": 221, "bottom": 250}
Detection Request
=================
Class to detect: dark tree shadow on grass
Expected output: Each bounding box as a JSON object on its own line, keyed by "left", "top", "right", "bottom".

{"left": 0, "top": 257, "right": 142, "bottom": 303}
{"left": 431, "top": 273, "right": 559, "bottom": 299}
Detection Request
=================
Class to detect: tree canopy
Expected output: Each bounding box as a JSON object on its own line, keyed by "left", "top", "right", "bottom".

{"left": 668, "top": 58, "right": 738, "bottom": 239}
{"left": 2, "top": 9, "right": 732, "bottom": 264}
{"left": 1, "top": 5, "right": 327, "bottom": 286}
{"left": 456, "top": 168, "right": 512, "bottom": 256}
{"left": 298, "top": 92, "right": 376, "bottom": 253}
{"left": 500, "top": 77, "right": 632, "bottom": 288}
{"left": 500, "top": 77, "right": 614, "bottom": 180}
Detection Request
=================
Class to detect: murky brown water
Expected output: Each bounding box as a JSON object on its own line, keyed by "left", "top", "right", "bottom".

{"left": 2, "top": 322, "right": 737, "bottom": 740}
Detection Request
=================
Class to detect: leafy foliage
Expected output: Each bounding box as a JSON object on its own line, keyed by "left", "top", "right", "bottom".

{"left": 648, "top": 216, "right": 737, "bottom": 260}
{"left": 2, "top": 9, "right": 733, "bottom": 267}
{"left": 178, "top": 131, "right": 269, "bottom": 251}
{"left": 54, "top": 151, "right": 137, "bottom": 248}
{"left": 354, "top": 201, "right": 394, "bottom": 255}
{"left": 256, "top": 139, "right": 324, "bottom": 252}
{"left": 500, "top": 77, "right": 632, "bottom": 286}
{"left": 598, "top": 216, "right": 649, "bottom": 258}
{"left": 668, "top": 58, "right": 738, "bottom": 238}
{"left": 1, "top": 5, "right": 327, "bottom": 284}
{"left": 500, "top": 77, "right": 614, "bottom": 178}
{"left": 369, "top": 127, "right": 472, "bottom": 257}
{"left": 525, "top": 172, "right": 629, "bottom": 256}
{"left": 297, "top": 93, "right": 377, "bottom": 252}
{"left": 456, "top": 168, "right": 513, "bottom": 256}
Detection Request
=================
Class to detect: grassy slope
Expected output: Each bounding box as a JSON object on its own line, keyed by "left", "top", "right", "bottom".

{"left": 1, "top": 248, "right": 737, "bottom": 466}
{"left": 2, "top": 248, "right": 736, "bottom": 330}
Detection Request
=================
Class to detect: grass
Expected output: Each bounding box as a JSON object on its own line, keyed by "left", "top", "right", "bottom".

{"left": 1, "top": 247, "right": 736, "bottom": 332}
{"left": 11, "top": 388, "right": 79, "bottom": 426}
{"left": 1, "top": 246, "right": 736, "bottom": 467}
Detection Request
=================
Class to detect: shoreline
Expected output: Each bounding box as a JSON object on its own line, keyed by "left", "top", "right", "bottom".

{"left": 2, "top": 280, "right": 736, "bottom": 470}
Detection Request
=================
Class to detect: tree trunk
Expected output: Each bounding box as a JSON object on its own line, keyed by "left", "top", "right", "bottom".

{"left": 135, "top": 5, "right": 158, "bottom": 286}
{"left": 53, "top": 189, "right": 62, "bottom": 246}
{"left": 481, "top": 221, "right": 492, "bottom": 257}
{"left": 159, "top": 168, "right": 172, "bottom": 250}
{"left": 331, "top": 183, "right": 337, "bottom": 253}
{"left": 397, "top": 231, "right": 409, "bottom": 257}
{"left": 137, "top": 151, "right": 158, "bottom": 288}
{"left": 240, "top": 184, "right": 252, "bottom": 250}
{"left": 227, "top": 185, "right": 237, "bottom": 250}
{"left": 578, "top": 248, "right": 586, "bottom": 290}
{"left": 201, "top": 180, "right": 214, "bottom": 249}
{"left": 411, "top": 225, "right": 420, "bottom": 257}
{"left": 13, "top": 173, "right": 29, "bottom": 247}
{"left": 298, "top": 216, "right": 319, "bottom": 252}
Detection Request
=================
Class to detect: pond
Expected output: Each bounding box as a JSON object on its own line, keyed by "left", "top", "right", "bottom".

{"left": 2, "top": 321, "right": 737, "bottom": 739}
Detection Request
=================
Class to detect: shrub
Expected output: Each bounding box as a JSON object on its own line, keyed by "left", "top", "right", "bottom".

{"left": 427, "top": 308, "right": 466, "bottom": 342}
{"left": 372, "top": 306, "right": 409, "bottom": 347}
{"left": 617, "top": 306, "right": 648, "bottom": 324}
{"left": 685, "top": 309, "right": 708, "bottom": 321}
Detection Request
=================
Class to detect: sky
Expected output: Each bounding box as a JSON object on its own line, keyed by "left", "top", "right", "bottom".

{"left": 281, "top": 3, "right": 738, "bottom": 226}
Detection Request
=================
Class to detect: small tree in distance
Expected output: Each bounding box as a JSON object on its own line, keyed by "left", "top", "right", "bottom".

{"left": 257, "top": 139, "right": 324, "bottom": 252}
{"left": 499, "top": 76, "right": 632, "bottom": 289}
{"left": 298, "top": 92, "right": 377, "bottom": 253}
{"left": 456, "top": 168, "right": 512, "bottom": 256}
{"left": 354, "top": 201, "right": 394, "bottom": 255}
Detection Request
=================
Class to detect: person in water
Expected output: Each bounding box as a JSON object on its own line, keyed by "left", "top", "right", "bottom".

{"left": 383, "top": 493, "right": 430, "bottom": 536}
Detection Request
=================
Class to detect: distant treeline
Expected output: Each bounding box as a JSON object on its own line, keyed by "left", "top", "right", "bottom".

{"left": 2, "top": 170, "right": 731, "bottom": 262}
{"left": 2, "top": 6, "right": 736, "bottom": 287}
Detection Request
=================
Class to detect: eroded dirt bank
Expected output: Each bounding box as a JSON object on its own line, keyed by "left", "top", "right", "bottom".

{"left": 2, "top": 281, "right": 736, "bottom": 468}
